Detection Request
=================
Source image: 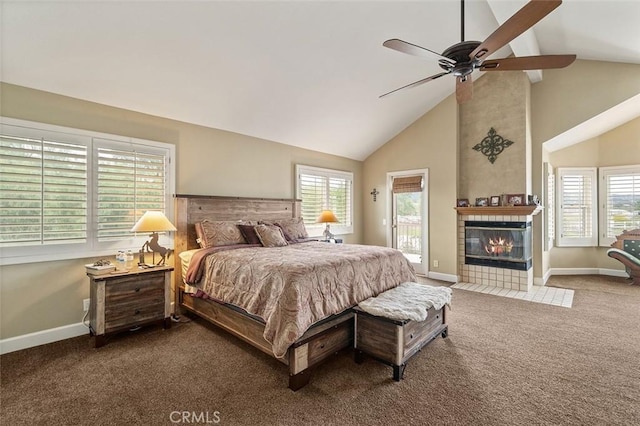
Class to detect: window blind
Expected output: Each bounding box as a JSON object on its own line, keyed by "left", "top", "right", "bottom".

{"left": 602, "top": 169, "right": 640, "bottom": 241}
{"left": 296, "top": 165, "right": 353, "bottom": 236}
{"left": 0, "top": 134, "right": 87, "bottom": 245}
{"left": 97, "top": 146, "right": 167, "bottom": 240}
{"left": 557, "top": 167, "right": 597, "bottom": 246}
{"left": 392, "top": 175, "right": 423, "bottom": 194}
{"left": 561, "top": 174, "right": 593, "bottom": 238}
{"left": 547, "top": 169, "right": 555, "bottom": 248}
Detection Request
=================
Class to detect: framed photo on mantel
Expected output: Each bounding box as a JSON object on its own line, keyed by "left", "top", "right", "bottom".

{"left": 506, "top": 193, "right": 525, "bottom": 206}
{"left": 475, "top": 197, "right": 489, "bottom": 207}
{"left": 456, "top": 198, "right": 469, "bottom": 207}
{"left": 490, "top": 195, "right": 501, "bottom": 207}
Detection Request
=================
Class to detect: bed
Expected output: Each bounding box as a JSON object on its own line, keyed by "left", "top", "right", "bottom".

{"left": 173, "top": 194, "right": 416, "bottom": 390}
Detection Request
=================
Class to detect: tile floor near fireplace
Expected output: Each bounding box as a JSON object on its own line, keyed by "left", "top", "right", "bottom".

{"left": 452, "top": 282, "right": 574, "bottom": 308}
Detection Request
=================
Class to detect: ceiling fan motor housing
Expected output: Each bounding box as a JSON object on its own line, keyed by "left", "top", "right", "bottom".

{"left": 438, "top": 41, "right": 482, "bottom": 77}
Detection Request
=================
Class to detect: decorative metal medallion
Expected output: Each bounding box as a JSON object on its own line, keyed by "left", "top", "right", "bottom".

{"left": 473, "top": 127, "right": 514, "bottom": 164}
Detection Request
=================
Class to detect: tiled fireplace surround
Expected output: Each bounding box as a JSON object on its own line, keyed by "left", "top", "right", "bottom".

{"left": 457, "top": 207, "right": 541, "bottom": 292}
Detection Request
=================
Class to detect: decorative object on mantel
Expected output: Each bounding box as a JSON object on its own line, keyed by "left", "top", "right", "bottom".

{"left": 528, "top": 194, "right": 541, "bottom": 206}
{"left": 490, "top": 195, "right": 501, "bottom": 206}
{"left": 370, "top": 188, "right": 379, "bottom": 202}
{"left": 505, "top": 193, "right": 525, "bottom": 206}
{"left": 475, "top": 197, "right": 489, "bottom": 207}
{"left": 473, "top": 127, "right": 514, "bottom": 164}
{"left": 456, "top": 198, "right": 469, "bottom": 207}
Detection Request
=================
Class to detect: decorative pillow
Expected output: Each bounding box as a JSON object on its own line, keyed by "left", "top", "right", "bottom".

{"left": 254, "top": 224, "right": 288, "bottom": 247}
{"left": 195, "top": 220, "right": 246, "bottom": 248}
{"left": 237, "top": 224, "right": 262, "bottom": 245}
{"left": 274, "top": 217, "right": 309, "bottom": 242}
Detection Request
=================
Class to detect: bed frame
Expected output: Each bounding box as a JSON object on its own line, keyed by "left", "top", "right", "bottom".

{"left": 173, "top": 194, "right": 354, "bottom": 390}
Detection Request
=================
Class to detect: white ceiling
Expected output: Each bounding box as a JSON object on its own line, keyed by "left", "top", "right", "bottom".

{"left": 2, "top": 1, "right": 639, "bottom": 160}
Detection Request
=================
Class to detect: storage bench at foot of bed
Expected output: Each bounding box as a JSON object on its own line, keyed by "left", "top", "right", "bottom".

{"left": 353, "top": 306, "right": 447, "bottom": 381}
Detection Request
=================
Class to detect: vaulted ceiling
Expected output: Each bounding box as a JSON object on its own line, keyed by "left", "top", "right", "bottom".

{"left": 2, "top": 1, "right": 639, "bottom": 160}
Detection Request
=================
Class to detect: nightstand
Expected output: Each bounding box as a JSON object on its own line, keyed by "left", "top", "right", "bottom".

{"left": 88, "top": 265, "right": 173, "bottom": 348}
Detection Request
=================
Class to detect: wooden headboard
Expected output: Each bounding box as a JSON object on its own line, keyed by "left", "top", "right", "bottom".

{"left": 173, "top": 194, "right": 301, "bottom": 287}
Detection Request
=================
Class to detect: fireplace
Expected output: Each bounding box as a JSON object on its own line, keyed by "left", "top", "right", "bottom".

{"left": 465, "top": 221, "right": 532, "bottom": 271}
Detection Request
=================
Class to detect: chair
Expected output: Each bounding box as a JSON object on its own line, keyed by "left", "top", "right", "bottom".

{"left": 607, "top": 229, "right": 640, "bottom": 286}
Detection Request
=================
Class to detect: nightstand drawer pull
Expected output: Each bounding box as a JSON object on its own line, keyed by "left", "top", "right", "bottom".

{"left": 134, "top": 310, "right": 141, "bottom": 315}
{"left": 135, "top": 288, "right": 140, "bottom": 292}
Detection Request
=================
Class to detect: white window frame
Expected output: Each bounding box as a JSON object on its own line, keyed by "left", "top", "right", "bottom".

{"left": 599, "top": 164, "right": 640, "bottom": 247}
{"left": 295, "top": 164, "right": 354, "bottom": 237}
{"left": 556, "top": 167, "right": 598, "bottom": 247}
{"left": 0, "top": 117, "right": 175, "bottom": 265}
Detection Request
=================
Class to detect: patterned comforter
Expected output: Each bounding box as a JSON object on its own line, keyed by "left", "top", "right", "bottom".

{"left": 187, "top": 241, "right": 416, "bottom": 358}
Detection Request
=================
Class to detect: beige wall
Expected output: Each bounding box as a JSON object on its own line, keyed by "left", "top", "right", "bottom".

{"left": 0, "top": 83, "right": 362, "bottom": 340}
{"left": 362, "top": 95, "right": 458, "bottom": 276}
{"left": 548, "top": 117, "right": 640, "bottom": 270}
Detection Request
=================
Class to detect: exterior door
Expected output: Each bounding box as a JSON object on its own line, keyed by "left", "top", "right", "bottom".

{"left": 389, "top": 171, "right": 427, "bottom": 275}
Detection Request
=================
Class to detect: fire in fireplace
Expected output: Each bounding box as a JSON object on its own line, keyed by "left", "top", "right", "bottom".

{"left": 465, "top": 221, "right": 532, "bottom": 271}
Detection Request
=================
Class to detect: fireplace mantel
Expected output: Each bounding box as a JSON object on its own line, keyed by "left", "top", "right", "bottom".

{"left": 455, "top": 205, "right": 543, "bottom": 216}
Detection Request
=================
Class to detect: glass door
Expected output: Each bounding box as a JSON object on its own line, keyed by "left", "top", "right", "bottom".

{"left": 391, "top": 173, "right": 426, "bottom": 274}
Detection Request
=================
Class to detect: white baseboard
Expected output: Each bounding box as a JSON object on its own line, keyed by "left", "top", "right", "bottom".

{"left": 534, "top": 269, "right": 553, "bottom": 286}
{"left": 548, "top": 268, "right": 628, "bottom": 278}
{"left": 427, "top": 271, "right": 458, "bottom": 283}
{"left": 0, "top": 323, "right": 88, "bottom": 355}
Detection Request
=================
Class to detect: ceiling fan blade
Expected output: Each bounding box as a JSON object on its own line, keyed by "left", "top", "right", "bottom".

{"left": 379, "top": 71, "right": 450, "bottom": 98}
{"left": 456, "top": 75, "right": 473, "bottom": 104}
{"left": 383, "top": 39, "right": 456, "bottom": 65}
{"left": 479, "top": 54, "right": 576, "bottom": 71}
{"left": 470, "top": 0, "right": 562, "bottom": 61}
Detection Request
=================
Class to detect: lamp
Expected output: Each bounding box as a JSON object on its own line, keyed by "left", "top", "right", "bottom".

{"left": 131, "top": 211, "right": 177, "bottom": 266}
{"left": 316, "top": 210, "right": 339, "bottom": 241}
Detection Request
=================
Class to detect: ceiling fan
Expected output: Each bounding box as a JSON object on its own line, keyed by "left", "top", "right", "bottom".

{"left": 380, "top": 0, "right": 576, "bottom": 103}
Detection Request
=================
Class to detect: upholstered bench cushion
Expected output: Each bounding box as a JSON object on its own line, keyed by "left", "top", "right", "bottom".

{"left": 358, "top": 282, "right": 452, "bottom": 322}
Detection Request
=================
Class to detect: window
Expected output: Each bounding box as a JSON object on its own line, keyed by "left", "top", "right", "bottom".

{"left": 556, "top": 167, "right": 597, "bottom": 247}
{"left": 544, "top": 162, "right": 555, "bottom": 250}
{"left": 296, "top": 165, "right": 353, "bottom": 237}
{"left": 600, "top": 165, "right": 640, "bottom": 246}
{"left": 0, "top": 118, "right": 175, "bottom": 265}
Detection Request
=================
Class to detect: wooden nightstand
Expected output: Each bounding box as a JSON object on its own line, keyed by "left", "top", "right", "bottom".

{"left": 88, "top": 265, "right": 173, "bottom": 348}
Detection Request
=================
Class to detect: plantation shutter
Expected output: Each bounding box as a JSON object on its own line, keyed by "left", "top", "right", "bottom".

{"left": 329, "top": 176, "right": 352, "bottom": 226}
{"left": 392, "top": 175, "right": 423, "bottom": 193}
{"left": 547, "top": 168, "right": 555, "bottom": 248}
{"left": 557, "top": 168, "right": 597, "bottom": 246}
{"left": 299, "top": 172, "right": 327, "bottom": 224}
{"left": 0, "top": 134, "right": 87, "bottom": 245}
{"left": 96, "top": 143, "right": 167, "bottom": 240}
{"left": 603, "top": 169, "right": 640, "bottom": 240}
{"left": 296, "top": 165, "right": 354, "bottom": 236}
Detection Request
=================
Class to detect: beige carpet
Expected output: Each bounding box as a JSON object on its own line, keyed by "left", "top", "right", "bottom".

{"left": 1, "top": 275, "right": 639, "bottom": 425}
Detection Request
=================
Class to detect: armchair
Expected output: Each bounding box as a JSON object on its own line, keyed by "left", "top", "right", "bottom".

{"left": 607, "top": 229, "right": 640, "bottom": 286}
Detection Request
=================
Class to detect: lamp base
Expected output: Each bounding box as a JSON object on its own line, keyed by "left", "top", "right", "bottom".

{"left": 142, "top": 232, "right": 172, "bottom": 265}
{"left": 323, "top": 224, "right": 335, "bottom": 241}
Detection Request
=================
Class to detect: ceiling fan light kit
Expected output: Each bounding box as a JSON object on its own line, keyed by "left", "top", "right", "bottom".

{"left": 381, "top": 0, "right": 576, "bottom": 104}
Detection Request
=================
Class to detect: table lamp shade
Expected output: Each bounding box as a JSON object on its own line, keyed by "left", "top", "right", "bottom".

{"left": 316, "top": 210, "right": 339, "bottom": 224}
{"left": 131, "top": 211, "right": 177, "bottom": 233}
